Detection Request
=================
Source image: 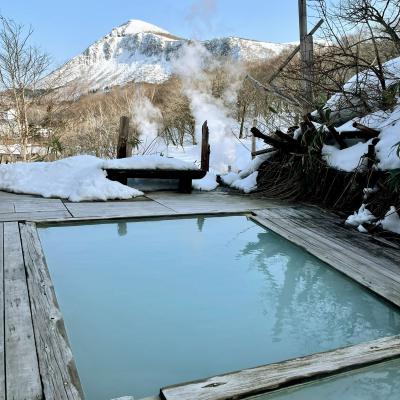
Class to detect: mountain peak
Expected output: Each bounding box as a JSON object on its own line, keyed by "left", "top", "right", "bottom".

{"left": 114, "top": 19, "right": 170, "bottom": 36}
{"left": 46, "top": 20, "right": 292, "bottom": 92}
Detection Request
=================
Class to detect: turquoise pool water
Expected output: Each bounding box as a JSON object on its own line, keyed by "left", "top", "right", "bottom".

{"left": 248, "top": 358, "right": 400, "bottom": 400}
{"left": 38, "top": 215, "right": 400, "bottom": 400}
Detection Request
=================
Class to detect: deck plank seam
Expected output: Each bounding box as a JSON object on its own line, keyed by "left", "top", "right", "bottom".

{"left": 144, "top": 195, "right": 178, "bottom": 213}
{"left": 61, "top": 200, "right": 74, "bottom": 218}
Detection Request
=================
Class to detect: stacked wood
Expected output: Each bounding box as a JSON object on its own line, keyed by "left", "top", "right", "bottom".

{"left": 251, "top": 113, "right": 381, "bottom": 166}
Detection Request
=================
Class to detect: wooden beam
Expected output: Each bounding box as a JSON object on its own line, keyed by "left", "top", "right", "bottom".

{"left": 161, "top": 335, "right": 400, "bottom": 400}
{"left": 20, "top": 222, "right": 84, "bottom": 400}
{"left": 337, "top": 130, "right": 380, "bottom": 140}
{"left": 201, "top": 121, "right": 210, "bottom": 172}
{"left": 117, "top": 115, "right": 131, "bottom": 159}
{"left": 4, "top": 222, "right": 42, "bottom": 400}
{"left": 352, "top": 122, "right": 380, "bottom": 137}
{"left": 251, "top": 148, "right": 276, "bottom": 157}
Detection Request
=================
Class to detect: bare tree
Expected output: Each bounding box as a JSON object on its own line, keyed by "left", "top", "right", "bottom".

{"left": 0, "top": 16, "right": 50, "bottom": 160}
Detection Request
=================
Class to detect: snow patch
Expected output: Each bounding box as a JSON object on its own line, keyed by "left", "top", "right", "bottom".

{"left": 345, "top": 204, "right": 375, "bottom": 228}
{"left": 220, "top": 171, "right": 240, "bottom": 186}
{"left": 238, "top": 154, "right": 273, "bottom": 178}
{"left": 192, "top": 172, "right": 219, "bottom": 191}
{"left": 231, "top": 171, "right": 258, "bottom": 193}
{"left": 376, "top": 124, "right": 400, "bottom": 170}
{"left": 322, "top": 142, "right": 369, "bottom": 172}
{"left": 380, "top": 206, "right": 400, "bottom": 234}
{"left": 117, "top": 19, "right": 171, "bottom": 36}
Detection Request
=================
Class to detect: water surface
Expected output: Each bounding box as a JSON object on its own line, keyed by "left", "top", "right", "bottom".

{"left": 38, "top": 215, "right": 400, "bottom": 400}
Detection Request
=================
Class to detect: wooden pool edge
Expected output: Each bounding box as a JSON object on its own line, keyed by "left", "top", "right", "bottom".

{"left": 20, "top": 221, "right": 85, "bottom": 400}
{"left": 15, "top": 209, "right": 400, "bottom": 400}
{"left": 160, "top": 335, "right": 400, "bottom": 400}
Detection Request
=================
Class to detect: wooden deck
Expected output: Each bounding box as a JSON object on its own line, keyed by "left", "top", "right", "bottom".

{"left": 0, "top": 189, "right": 399, "bottom": 400}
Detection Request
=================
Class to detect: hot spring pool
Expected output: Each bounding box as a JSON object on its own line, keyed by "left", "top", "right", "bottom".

{"left": 38, "top": 215, "right": 400, "bottom": 400}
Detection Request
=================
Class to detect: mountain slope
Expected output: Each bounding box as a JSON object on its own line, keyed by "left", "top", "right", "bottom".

{"left": 48, "top": 19, "right": 292, "bottom": 91}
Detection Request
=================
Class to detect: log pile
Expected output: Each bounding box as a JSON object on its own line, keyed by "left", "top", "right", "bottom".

{"left": 251, "top": 114, "right": 381, "bottom": 163}
{"left": 252, "top": 114, "right": 384, "bottom": 213}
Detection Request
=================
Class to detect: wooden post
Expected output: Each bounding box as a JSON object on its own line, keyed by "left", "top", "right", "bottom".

{"left": 201, "top": 121, "right": 210, "bottom": 172}
{"left": 117, "top": 116, "right": 130, "bottom": 159}
{"left": 299, "top": 0, "right": 314, "bottom": 113}
{"left": 252, "top": 119, "right": 257, "bottom": 158}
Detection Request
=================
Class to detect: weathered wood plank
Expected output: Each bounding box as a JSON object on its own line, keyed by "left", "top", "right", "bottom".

{"left": 0, "top": 223, "right": 5, "bottom": 400}
{"left": 147, "top": 192, "right": 281, "bottom": 214}
{"left": 20, "top": 222, "right": 84, "bottom": 400}
{"left": 14, "top": 199, "right": 67, "bottom": 213}
{"left": 161, "top": 335, "right": 400, "bottom": 400}
{"left": 64, "top": 200, "right": 174, "bottom": 218}
{"left": 4, "top": 222, "right": 42, "bottom": 400}
{"left": 0, "top": 210, "right": 72, "bottom": 222}
{"left": 0, "top": 203, "right": 14, "bottom": 214}
{"left": 257, "top": 206, "right": 337, "bottom": 220}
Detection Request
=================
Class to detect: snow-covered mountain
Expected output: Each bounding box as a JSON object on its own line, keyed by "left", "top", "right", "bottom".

{"left": 46, "top": 19, "right": 292, "bottom": 92}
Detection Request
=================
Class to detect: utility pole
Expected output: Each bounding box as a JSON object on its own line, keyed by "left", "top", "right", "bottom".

{"left": 298, "top": 0, "right": 314, "bottom": 113}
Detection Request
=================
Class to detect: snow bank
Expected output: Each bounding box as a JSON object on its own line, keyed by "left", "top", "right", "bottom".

{"left": 380, "top": 206, "right": 400, "bottom": 234}
{"left": 322, "top": 142, "right": 370, "bottom": 172}
{"left": 0, "top": 154, "right": 198, "bottom": 201}
{"left": 321, "top": 103, "right": 400, "bottom": 173}
{"left": 324, "top": 56, "right": 400, "bottom": 117}
{"left": 334, "top": 106, "right": 400, "bottom": 171}
{"left": 376, "top": 124, "right": 400, "bottom": 170}
{"left": 192, "top": 172, "right": 219, "bottom": 191}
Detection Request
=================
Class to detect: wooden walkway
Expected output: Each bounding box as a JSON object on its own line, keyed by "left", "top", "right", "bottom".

{"left": 0, "top": 190, "right": 274, "bottom": 221}
{"left": 0, "top": 190, "right": 399, "bottom": 400}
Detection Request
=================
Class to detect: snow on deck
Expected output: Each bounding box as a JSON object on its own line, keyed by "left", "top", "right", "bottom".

{"left": 0, "top": 155, "right": 199, "bottom": 202}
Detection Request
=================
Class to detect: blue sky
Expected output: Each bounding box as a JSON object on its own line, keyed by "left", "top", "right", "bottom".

{"left": 1, "top": 0, "right": 303, "bottom": 68}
